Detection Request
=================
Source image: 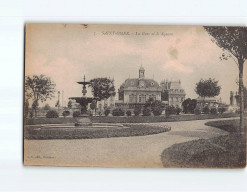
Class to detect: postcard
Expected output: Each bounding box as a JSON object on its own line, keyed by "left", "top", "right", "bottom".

{"left": 24, "top": 24, "right": 246, "bottom": 168}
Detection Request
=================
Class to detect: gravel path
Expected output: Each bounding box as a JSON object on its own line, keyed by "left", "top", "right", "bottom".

{"left": 24, "top": 118, "right": 233, "bottom": 168}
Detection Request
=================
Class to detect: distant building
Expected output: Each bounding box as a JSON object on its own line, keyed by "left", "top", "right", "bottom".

{"left": 230, "top": 91, "right": 240, "bottom": 106}
{"left": 117, "top": 66, "right": 162, "bottom": 108}
{"left": 117, "top": 66, "right": 186, "bottom": 108}
{"left": 160, "top": 80, "right": 186, "bottom": 108}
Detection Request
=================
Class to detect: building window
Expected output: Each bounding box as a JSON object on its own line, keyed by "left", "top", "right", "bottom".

{"left": 176, "top": 97, "right": 179, "bottom": 102}
{"left": 139, "top": 95, "right": 146, "bottom": 103}
{"left": 149, "top": 94, "right": 156, "bottom": 101}
{"left": 131, "top": 81, "right": 134, "bottom": 85}
{"left": 129, "top": 94, "right": 136, "bottom": 103}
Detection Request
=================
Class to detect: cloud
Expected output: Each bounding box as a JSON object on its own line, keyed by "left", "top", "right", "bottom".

{"left": 163, "top": 59, "right": 193, "bottom": 73}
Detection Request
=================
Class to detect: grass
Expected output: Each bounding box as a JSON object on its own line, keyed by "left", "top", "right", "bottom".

{"left": 24, "top": 112, "right": 239, "bottom": 125}
{"left": 24, "top": 124, "right": 171, "bottom": 140}
{"left": 161, "top": 119, "right": 246, "bottom": 168}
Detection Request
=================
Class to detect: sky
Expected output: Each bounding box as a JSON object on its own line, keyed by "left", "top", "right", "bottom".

{"left": 25, "top": 24, "right": 247, "bottom": 107}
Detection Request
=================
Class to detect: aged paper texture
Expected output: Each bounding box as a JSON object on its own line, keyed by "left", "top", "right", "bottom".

{"left": 24, "top": 24, "right": 247, "bottom": 168}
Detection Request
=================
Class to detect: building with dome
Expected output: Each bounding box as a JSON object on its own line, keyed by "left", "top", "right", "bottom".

{"left": 116, "top": 66, "right": 162, "bottom": 108}
{"left": 116, "top": 66, "right": 186, "bottom": 109}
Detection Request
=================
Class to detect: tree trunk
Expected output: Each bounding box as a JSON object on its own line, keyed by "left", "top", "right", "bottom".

{"left": 238, "top": 60, "right": 245, "bottom": 134}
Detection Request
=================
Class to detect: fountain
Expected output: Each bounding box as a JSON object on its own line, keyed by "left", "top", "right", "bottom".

{"left": 69, "top": 75, "right": 95, "bottom": 126}
{"left": 26, "top": 74, "right": 171, "bottom": 140}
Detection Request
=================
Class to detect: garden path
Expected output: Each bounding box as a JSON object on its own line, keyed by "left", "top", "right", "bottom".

{"left": 24, "top": 118, "right": 235, "bottom": 167}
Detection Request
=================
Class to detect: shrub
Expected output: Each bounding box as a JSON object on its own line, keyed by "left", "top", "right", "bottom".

{"left": 46, "top": 110, "right": 59, "bottom": 118}
{"left": 151, "top": 101, "right": 164, "bottom": 116}
{"left": 119, "top": 108, "right": 125, "bottom": 116}
{"left": 112, "top": 108, "right": 125, "bottom": 116}
{"left": 143, "top": 107, "right": 152, "bottom": 116}
{"left": 165, "top": 106, "right": 176, "bottom": 117}
{"left": 210, "top": 107, "right": 218, "bottom": 115}
{"left": 194, "top": 107, "right": 201, "bottom": 115}
{"left": 73, "top": 111, "right": 81, "bottom": 118}
{"left": 134, "top": 106, "right": 142, "bottom": 116}
{"left": 62, "top": 110, "right": 70, "bottom": 118}
{"left": 176, "top": 107, "right": 182, "bottom": 115}
{"left": 218, "top": 107, "right": 226, "bottom": 114}
{"left": 104, "top": 108, "right": 111, "bottom": 116}
{"left": 202, "top": 106, "right": 210, "bottom": 114}
{"left": 126, "top": 110, "right": 132, "bottom": 116}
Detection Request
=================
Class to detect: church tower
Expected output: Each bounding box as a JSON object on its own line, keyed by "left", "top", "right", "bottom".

{"left": 139, "top": 65, "right": 145, "bottom": 79}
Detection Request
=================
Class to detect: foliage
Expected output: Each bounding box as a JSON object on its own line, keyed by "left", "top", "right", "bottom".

{"left": 145, "top": 98, "right": 164, "bottom": 116}
{"left": 176, "top": 107, "right": 182, "bottom": 115}
{"left": 204, "top": 26, "right": 247, "bottom": 132}
{"left": 165, "top": 106, "right": 177, "bottom": 117}
{"left": 25, "top": 75, "right": 56, "bottom": 117}
{"left": 62, "top": 110, "right": 70, "bottom": 118}
{"left": 195, "top": 78, "right": 221, "bottom": 98}
{"left": 203, "top": 106, "right": 210, "bottom": 114}
{"left": 89, "top": 78, "right": 116, "bottom": 101}
{"left": 46, "top": 110, "right": 59, "bottom": 118}
{"left": 43, "top": 104, "right": 51, "bottom": 111}
{"left": 218, "top": 107, "right": 227, "bottom": 114}
{"left": 182, "top": 98, "right": 197, "bottom": 114}
{"left": 134, "top": 106, "right": 142, "bottom": 116}
{"left": 73, "top": 111, "right": 81, "bottom": 118}
{"left": 210, "top": 107, "right": 218, "bottom": 115}
{"left": 118, "top": 85, "right": 124, "bottom": 101}
{"left": 126, "top": 110, "right": 132, "bottom": 116}
{"left": 142, "top": 107, "right": 152, "bottom": 116}
{"left": 194, "top": 107, "right": 202, "bottom": 115}
{"left": 104, "top": 108, "right": 111, "bottom": 116}
{"left": 112, "top": 108, "right": 125, "bottom": 116}
{"left": 152, "top": 101, "right": 165, "bottom": 116}
{"left": 90, "top": 100, "right": 96, "bottom": 110}
{"left": 67, "top": 100, "right": 72, "bottom": 109}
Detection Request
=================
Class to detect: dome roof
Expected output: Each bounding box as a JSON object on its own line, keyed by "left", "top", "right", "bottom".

{"left": 120, "top": 78, "right": 160, "bottom": 89}
{"left": 139, "top": 65, "right": 145, "bottom": 71}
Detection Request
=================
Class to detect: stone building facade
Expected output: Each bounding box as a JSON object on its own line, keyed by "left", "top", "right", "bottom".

{"left": 117, "top": 66, "right": 162, "bottom": 108}
{"left": 160, "top": 79, "right": 186, "bottom": 108}
{"left": 117, "top": 66, "right": 186, "bottom": 108}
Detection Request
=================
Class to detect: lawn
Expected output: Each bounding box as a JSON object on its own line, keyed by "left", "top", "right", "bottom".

{"left": 161, "top": 119, "right": 246, "bottom": 168}
{"left": 24, "top": 112, "right": 239, "bottom": 125}
{"left": 24, "top": 124, "right": 171, "bottom": 140}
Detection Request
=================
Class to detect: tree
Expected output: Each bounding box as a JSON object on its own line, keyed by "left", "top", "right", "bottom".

{"left": 43, "top": 104, "right": 51, "bottom": 111}
{"left": 31, "top": 100, "right": 39, "bottom": 117}
{"left": 182, "top": 98, "right": 191, "bottom": 114}
{"left": 67, "top": 100, "right": 72, "bottom": 109}
{"left": 25, "top": 75, "right": 56, "bottom": 117}
{"left": 204, "top": 26, "right": 247, "bottom": 133}
{"left": 89, "top": 78, "right": 116, "bottom": 101}
{"left": 195, "top": 78, "right": 221, "bottom": 102}
{"left": 89, "top": 78, "right": 116, "bottom": 115}
{"left": 182, "top": 98, "right": 198, "bottom": 114}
